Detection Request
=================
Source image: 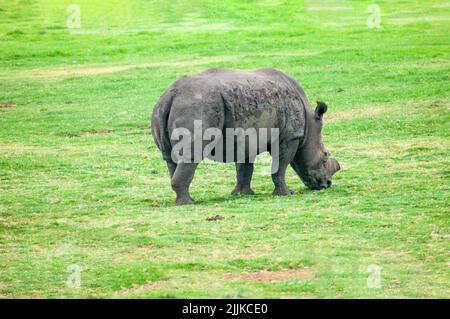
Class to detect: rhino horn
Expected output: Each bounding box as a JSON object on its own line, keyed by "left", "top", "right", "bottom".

{"left": 328, "top": 157, "right": 341, "bottom": 176}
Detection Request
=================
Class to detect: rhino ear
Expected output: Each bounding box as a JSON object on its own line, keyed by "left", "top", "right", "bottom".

{"left": 315, "top": 101, "right": 328, "bottom": 120}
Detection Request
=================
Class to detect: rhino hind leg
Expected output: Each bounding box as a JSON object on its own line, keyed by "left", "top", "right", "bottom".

{"left": 171, "top": 162, "right": 198, "bottom": 205}
{"left": 271, "top": 139, "right": 299, "bottom": 196}
{"left": 231, "top": 163, "right": 255, "bottom": 196}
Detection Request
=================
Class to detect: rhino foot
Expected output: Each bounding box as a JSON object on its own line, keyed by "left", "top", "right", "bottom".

{"left": 272, "top": 187, "right": 294, "bottom": 196}
{"left": 231, "top": 186, "right": 255, "bottom": 196}
{"left": 176, "top": 197, "right": 195, "bottom": 205}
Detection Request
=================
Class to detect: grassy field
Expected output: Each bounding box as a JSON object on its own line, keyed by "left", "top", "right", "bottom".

{"left": 0, "top": 0, "right": 449, "bottom": 298}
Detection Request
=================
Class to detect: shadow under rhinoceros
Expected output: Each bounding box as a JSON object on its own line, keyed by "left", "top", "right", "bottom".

{"left": 150, "top": 186, "right": 325, "bottom": 208}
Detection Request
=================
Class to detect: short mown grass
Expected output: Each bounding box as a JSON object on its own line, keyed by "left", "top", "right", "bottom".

{"left": 0, "top": 0, "right": 449, "bottom": 298}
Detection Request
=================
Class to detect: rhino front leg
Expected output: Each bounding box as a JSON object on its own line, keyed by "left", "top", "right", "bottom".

{"left": 271, "top": 139, "right": 299, "bottom": 196}
{"left": 165, "top": 160, "right": 177, "bottom": 178}
{"left": 171, "top": 162, "right": 198, "bottom": 205}
{"left": 231, "top": 163, "right": 255, "bottom": 195}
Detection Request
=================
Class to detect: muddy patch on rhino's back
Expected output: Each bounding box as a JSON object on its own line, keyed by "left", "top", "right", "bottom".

{"left": 215, "top": 71, "right": 306, "bottom": 134}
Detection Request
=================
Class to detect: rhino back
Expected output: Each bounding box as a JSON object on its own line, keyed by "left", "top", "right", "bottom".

{"left": 202, "top": 68, "right": 307, "bottom": 140}
{"left": 164, "top": 68, "right": 307, "bottom": 150}
{"left": 167, "top": 75, "right": 225, "bottom": 136}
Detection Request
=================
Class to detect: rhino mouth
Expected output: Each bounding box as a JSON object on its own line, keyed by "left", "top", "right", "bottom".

{"left": 291, "top": 162, "right": 330, "bottom": 190}
{"left": 303, "top": 158, "right": 340, "bottom": 190}
{"left": 301, "top": 175, "right": 331, "bottom": 190}
{"left": 306, "top": 180, "right": 332, "bottom": 190}
{"left": 300, "top": 171, "right": 332, "bottom": 190}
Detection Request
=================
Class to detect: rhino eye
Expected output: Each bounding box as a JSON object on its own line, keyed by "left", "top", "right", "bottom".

{"left": 321, "top": 151, "right": 329, "bottom": 163}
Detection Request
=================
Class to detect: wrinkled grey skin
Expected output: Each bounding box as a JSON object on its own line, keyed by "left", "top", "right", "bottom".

{"left": 151, "top": 68, "right": 340, "bottom": 205}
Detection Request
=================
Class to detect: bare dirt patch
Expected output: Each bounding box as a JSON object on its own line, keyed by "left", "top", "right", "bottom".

{"left": 0, "top": 103, "right": 16, "bottom": 108}
{"left": 113, "top": 281, "right": 161, "bottom": 296}
{"left": 235, "top": 268, "right": 315, "bottom": 282}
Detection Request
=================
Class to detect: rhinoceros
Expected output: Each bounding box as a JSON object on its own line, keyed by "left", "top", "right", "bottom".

{"left": 151, "top": 68, "right": 340, "bottom": 205}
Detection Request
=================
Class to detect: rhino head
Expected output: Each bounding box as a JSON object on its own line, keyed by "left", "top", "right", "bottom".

{"left": 290, "top": 101, "right": 340, "bottom": 190}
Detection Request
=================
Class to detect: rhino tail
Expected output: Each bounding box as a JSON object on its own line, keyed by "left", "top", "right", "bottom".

{"left": 151, "top": 87, "right": 175, "bottom": 161}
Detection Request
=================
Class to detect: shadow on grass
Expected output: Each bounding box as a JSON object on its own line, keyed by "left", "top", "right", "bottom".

{"left": 149, "top": 187, "right": 318, "bottom": 208}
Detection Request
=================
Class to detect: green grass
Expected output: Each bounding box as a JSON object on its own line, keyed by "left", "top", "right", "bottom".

{"left": 0, "top": 0, "right": 449, "bottom": 298}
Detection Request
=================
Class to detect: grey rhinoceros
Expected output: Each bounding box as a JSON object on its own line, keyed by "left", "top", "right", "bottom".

{"left": 151, "top": 68, "right": 340, "bottom": 205}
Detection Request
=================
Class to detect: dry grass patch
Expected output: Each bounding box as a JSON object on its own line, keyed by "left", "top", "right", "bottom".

{"left": 327, "top": 105, "right": 388, "bottom": 122}
{"left": 113, "top": 281, "right": 162, "bottom": 297}
{"left": 233, "top": 268, "right": 315, "bottom": 282}
{"left": 6, "top": 56, "right": 237, "bottom": 81}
